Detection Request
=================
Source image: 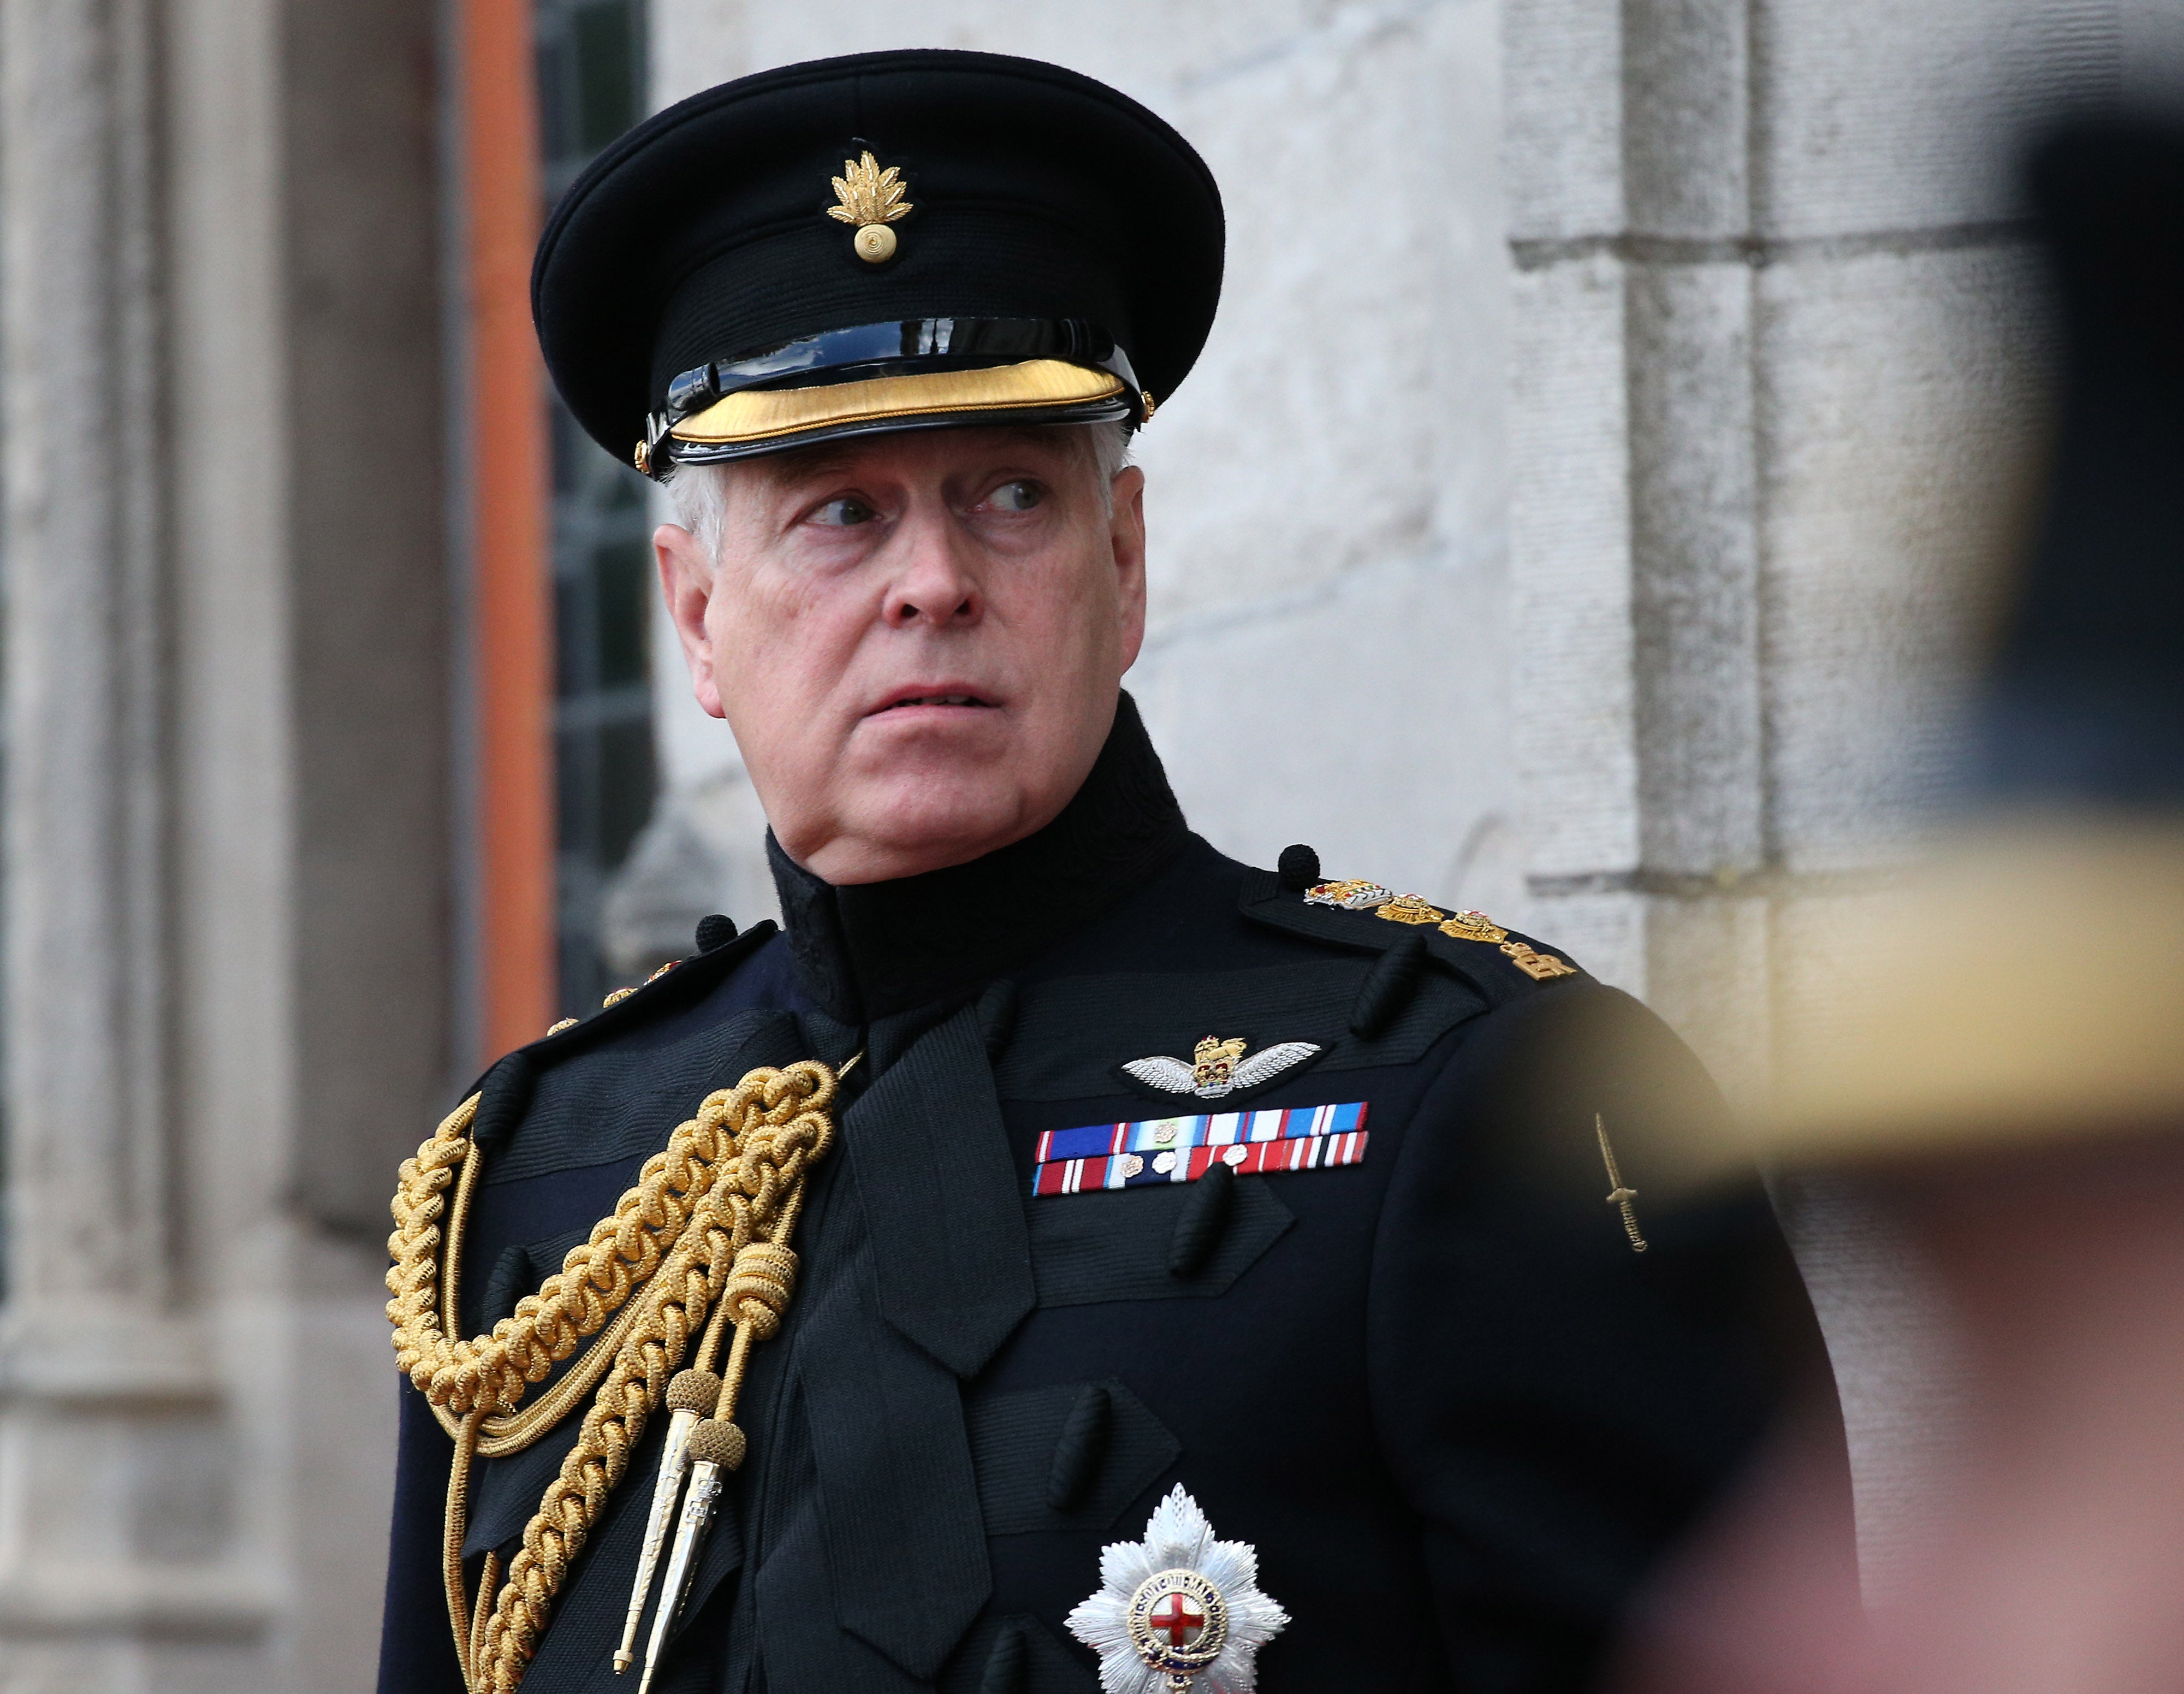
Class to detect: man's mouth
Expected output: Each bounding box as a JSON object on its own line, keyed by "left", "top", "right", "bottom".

{"left": 870, "top": 690, "right": 999, "bottom": 714}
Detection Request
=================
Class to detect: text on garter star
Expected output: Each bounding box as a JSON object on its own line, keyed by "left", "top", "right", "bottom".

{"left": 1123, "top": 1036, "right": 1321, "bottom": 1100}
{"left": 1067, "top": 1485, "right": 1289, "bottom": 1693}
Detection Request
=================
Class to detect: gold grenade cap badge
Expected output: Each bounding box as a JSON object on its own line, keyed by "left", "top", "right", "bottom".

{"left": 827, "top": 149, "right": 912, "bottom": 263}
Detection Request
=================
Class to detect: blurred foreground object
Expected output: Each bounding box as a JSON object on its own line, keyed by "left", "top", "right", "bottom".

{"left": 1617, "top": 106, "right": 2184, "bottom": 1694}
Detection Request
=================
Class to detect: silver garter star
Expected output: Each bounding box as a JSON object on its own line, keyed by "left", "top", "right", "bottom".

{"left": 1066, "top": 1485, "right": 1289, "bottom": 1694}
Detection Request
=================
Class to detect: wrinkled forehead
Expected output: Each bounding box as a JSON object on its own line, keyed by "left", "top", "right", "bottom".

{"left": 732, "top": 422, "right": 1107, "bottom": 490}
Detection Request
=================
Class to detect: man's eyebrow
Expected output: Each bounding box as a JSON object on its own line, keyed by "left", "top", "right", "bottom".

{"left": 753, "top": 450, "right": 862, "bottom": 488}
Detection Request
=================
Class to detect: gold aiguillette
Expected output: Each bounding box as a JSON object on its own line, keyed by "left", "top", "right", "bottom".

{"left": 614, "top": 1368, "right": 722, "bottom": 1673}
{"left": 636, "top": 1417, "right": 745, "bottom": 1694}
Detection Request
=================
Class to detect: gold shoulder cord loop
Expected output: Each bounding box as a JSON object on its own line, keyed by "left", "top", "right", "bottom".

{"left": 387, "top": 1059, "right": 842, "bottom": 1692}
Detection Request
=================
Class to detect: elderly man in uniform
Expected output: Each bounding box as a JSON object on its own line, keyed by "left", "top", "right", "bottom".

{"left": 379, "top": 50, "right": 1842, "bottom": 1694}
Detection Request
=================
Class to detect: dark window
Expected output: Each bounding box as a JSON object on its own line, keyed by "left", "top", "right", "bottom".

{"left": 536, "top": 0, "right": 654, "bottom": 1010}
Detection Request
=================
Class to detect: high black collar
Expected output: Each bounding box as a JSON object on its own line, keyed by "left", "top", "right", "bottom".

{"left": 767, "top": 692, "right": 1189, "bottom": 1022}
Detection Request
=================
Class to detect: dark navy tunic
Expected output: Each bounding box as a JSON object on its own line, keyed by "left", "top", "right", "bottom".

{"left": 379, "top": 697, "right": 1841, "bottom": 1694}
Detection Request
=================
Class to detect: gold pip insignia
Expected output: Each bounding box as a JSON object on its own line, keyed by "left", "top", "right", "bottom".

{"left": 1124, "top": 1035, "right": 1321, "bottom": 1100}
{"left": 1067, "top": 1485, "right": 1289, "bottom": 1692}
{"left": 1502, "top": 940, "right": 1578, "bottom": 981}
{"left": 1438, "top": 909, "right": 1509, "bottom": 945}
{"left": 1375, "top": 893, "right": 1445, "bottom": 926}
{"left": 827, "top": 150, "right": 912, "bottom": 263}
{"left": 1304, "top": 878, "right": 1394, "bottom": 911}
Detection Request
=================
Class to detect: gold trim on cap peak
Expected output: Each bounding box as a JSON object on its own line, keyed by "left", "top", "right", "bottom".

{"left": 669, "top": 359, "right": 1126, "bottom": 447}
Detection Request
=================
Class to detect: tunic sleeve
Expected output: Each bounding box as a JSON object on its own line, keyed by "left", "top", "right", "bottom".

{"left": 377, "top": 1381, "right": 470, "bottom": 1694}
{"left": 1366, "top": 982, "right": 1845, "bottom": 1693}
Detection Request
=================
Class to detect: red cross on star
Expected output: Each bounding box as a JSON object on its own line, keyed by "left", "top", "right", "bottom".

{"left": 1149, "top": 1591, "right": 1204, "bottom": 1648}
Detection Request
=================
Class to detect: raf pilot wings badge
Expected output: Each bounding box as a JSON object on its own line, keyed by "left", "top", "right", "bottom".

{"left": 1122, "top": 1035, "right": 1321, "bottom": 1101}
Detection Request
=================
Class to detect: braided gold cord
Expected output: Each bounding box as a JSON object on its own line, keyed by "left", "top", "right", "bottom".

{"left": 387, "top": 1060, "right": 839, "bottom": 1694}
{"left": 444, "top": 1408, "right": 484, "bottom": 1689}
{"left": 388, "top": 1079, "right": 751, "bottom": 1426}
{"left": 469, "top": 1551, "right": 502, "bottom": 1689}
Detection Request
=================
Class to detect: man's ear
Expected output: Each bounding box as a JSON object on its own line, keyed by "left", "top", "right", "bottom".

{"left": 654, "top": 522, "right": 728, "bottom": 719}
{"left": 1110, "top": 465, "right": 1148, "bottom": 671}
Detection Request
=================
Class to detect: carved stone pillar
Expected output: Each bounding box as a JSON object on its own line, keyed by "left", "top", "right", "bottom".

{"left": 0, "top": 0, "right": 271, "bottom": 1679}
{"left": 1, "top": 0, "right": 447, "bottom": 1681}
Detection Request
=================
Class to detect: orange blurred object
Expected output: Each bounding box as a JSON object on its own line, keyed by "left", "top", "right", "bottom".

{"left": 463, "top": 0, "right": 555, "bottom": 1059}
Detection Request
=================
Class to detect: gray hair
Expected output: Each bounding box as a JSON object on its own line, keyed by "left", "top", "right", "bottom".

{"left": 663, "top": 419, "right": 1133, "bottom": 560}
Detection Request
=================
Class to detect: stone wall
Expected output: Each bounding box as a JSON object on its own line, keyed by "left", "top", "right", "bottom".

{"left": 0, "top": 1, "right": 447, "bottom": 1685}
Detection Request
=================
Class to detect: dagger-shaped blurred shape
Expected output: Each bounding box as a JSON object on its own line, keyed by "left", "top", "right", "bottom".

{"left": 614, "top": 1369, "right": 722, "bottom": 1673}
{"left": 636, "top": 1417, "right": 745, "bottom": 1694}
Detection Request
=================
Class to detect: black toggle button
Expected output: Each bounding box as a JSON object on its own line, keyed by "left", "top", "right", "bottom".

{"left": 978, "top": 978, "right": 1019, "bottom": 1063}
{"left": 1167, "top": 1161, "right": 1237, "bottom": 1279}
{"left": 1045, "top": 1383, "right": 1113, "bottom": 1513}
{"left": 1277, "top": 843, "right": 1321, "bottom": 892}
{"left": 981, "top": 1621, "right": 1029, "bottom": 1694}
{"left": 1350, "top": 931, "right": 1428, "bottom": 1039}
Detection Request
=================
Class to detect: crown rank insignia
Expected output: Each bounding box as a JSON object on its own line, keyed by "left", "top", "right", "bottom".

{"left": 1122, "top": 1035, "right": 1320, "bottom": 1100}
{"left": 1067, "top": 1485, "right": 1289, "bottom": 1693}
{"left": 1303, "top": 877, "right": 1394, "bottom": 910}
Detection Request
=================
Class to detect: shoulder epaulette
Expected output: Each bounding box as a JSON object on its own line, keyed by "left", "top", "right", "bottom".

{"left": 1237, "top": 855, "right": 1588, "bottom": 1012}
{"left": 461, "top": 917, "right": 783, "bottom": 1114}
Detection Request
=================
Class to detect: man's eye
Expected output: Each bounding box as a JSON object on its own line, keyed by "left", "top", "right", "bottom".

{"left": 984, "top": 479, "right": 1044, "bottom": 512}
{"left": 811, "top": 495, "right": 879, "bottom": 526}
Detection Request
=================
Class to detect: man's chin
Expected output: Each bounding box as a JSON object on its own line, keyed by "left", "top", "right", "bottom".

{"left": 805, "top": 777, "right": 1053, "bottom": 884}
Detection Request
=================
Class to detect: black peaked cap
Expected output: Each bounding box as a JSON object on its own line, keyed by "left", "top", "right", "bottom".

{"left": 533, "top": 50, "right": 1225, "bottom": 471}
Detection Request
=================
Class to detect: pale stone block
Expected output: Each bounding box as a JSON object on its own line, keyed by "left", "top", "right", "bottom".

{"left": 1627, "top": 259, "right": 1764, "bottom": 876}
{"left": 1138, "top": 0, "right": 1505, "bottom": 630}
{"left": 1503, "top": 0, "right": 1623, "bottom": 241}
{"left": 679, "top": 0, "right": 1332, "bottom": 108}
{"left": 651, "top": 0, "right": 751, "bottom": 102}
{"left": 1509, "top": 251, "right": 1640, "bottom": 879}
{"left": 1753, "top": 0, "right": 2123, "bottom": 239}
{"left": 1622, "top": 0, "right": 1749, "bottom": 239}
{"left": 1127, "top": 543, "right": 1510, "bottom": 909}
{"left": 1756, "top": 241, "right": 2050, "bottom": 873}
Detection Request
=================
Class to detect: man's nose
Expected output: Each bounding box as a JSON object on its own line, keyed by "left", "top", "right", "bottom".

{"left": 880, "top": 506, "right": 983, "bottom": 629}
